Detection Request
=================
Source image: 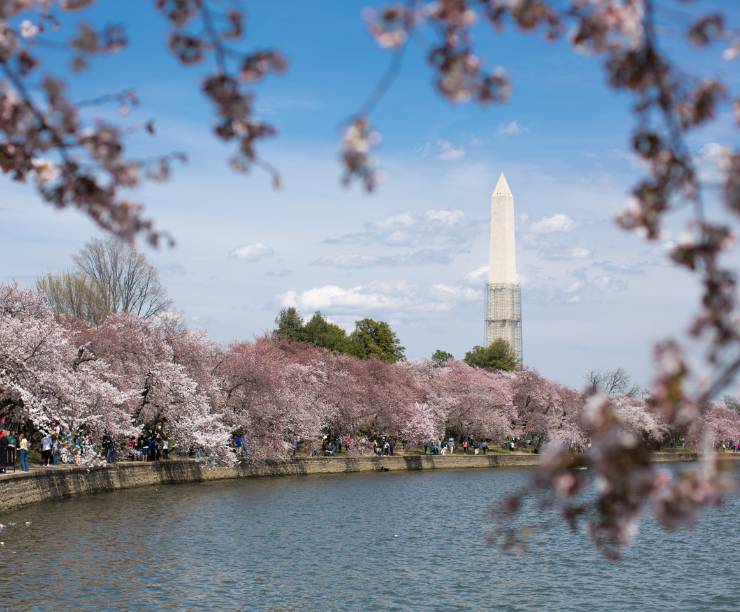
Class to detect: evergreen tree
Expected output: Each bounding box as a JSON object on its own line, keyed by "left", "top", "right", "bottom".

{"left": 273, "top": 309, "right": 404, "bottom": 362}
{"left": 464, "top": 339, "right": 518, "bottom": 371}
{"left": 303, "top": 312, "right": 355, "bottom": 354}
{"left": 431, "top": 350, "right": 454, "bottom": 367}
{"left": 274, "top": 307, "right": 305, "bottom": 341}
{"left": 350, "top": 318, "right": 406, "bottom": 363}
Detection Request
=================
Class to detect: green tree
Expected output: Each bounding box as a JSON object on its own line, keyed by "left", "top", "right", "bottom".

{"left": 303, "top": 312, "right": 355, "bottom": 354}
{"left": 274, "top": 307, "right": 305, "bottom": 342}
{"left": 431, "top": 350, "right": 454, "bottom": 367}
{"left": 464, "top": 339, "right": 518, "bottom": 372}
{"left": 350, "top": 318, "right": 405, "bottom": 363}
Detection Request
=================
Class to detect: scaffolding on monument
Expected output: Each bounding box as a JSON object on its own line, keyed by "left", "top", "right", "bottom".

{"left": 484, "top": 282, "right": 523, "bottom": 367}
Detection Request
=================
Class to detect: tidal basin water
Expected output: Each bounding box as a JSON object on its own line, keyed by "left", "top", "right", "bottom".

{"left": 2, "top": 466, "right": 738, "bottom": 610}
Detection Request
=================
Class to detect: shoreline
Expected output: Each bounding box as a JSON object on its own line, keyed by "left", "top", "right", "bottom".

{"left": 0, "top": 451, "right": 703, "bottom": 514}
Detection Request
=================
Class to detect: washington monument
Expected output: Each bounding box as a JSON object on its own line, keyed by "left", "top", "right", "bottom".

{"left": 485, "top": 173, "right": 523, "bottom": 365}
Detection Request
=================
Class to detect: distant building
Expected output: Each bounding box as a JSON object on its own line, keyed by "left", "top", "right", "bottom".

{"left": 485, "top": 173, "right": 522, "bottom": 365}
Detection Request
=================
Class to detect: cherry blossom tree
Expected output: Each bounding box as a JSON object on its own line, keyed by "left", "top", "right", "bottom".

{"left": 215, "top": 338, "right": 319, "bottom": 460}
{"left": 687, "top": 401, "right": 740, "bottom": 449}
{"left": 64, "top": 308, "right": 232, "bottom": 460}
{"left": 359, "top": 358, "right": 423, "bottom": 437}
{"left": 513, "top": 369, "right": 587, "bottom": 450}
{"left": 158, "top": 314, "right": 224, "bottom": 411}
{"left": 0, "top": 284, "right": 133, "bottom": 459}
{"left": 414, "top": 359, "right": 516, "bottom": 443}
{"left": 275, "top": 361, "right": 334, "bottom": 443}
{"left": 323, "top": 352, "right": 381, "bottom": 437}
{"left": 613, "top": 395, "right": 669, "bottom": 446}
{"left": 137, "top": 360, "right": 232, "bottom": 463}
{"left": 401, "top": 401, "right": 443, "bottom": 445}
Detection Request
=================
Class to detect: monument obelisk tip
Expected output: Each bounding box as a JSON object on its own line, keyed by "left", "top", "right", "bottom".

{"left": 493, "top": 172, "right": 512, "bottom": 197}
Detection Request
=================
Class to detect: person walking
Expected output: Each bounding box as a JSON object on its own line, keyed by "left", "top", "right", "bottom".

{"left": 0, "top": 431, "right": 7, "bottom": 474}
{"left": 7, "top": 432, "right": 16, "bottom": 470}
{"left": 162, "top": 438, "right": 169, "bottom": 460}
{"left": 105, "top": 435, "right": 116, "bottom": 464}
{"left": 482, "top": 440, "right": 489, "bottom": 455}
{"left": 41, "top": 433, "right": 53, "bottom": 466}
{"left": 448, "top": 437, "right": 455, "bottom": 454}
{"left": 148, "top": 437, "right": 158, "bottom": 462}
{"left": 19, "top": 434, "right": 29, "bottom": 471}
{"left": 52, "top": 436, "right": 60, "bottom": 465}
{"left": 463, "top": 439, "right": 469, "bottom": 454}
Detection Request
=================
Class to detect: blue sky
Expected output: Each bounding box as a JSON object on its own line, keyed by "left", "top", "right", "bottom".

{"left": 2, "top": 1, "right": 738, "bottom": 388}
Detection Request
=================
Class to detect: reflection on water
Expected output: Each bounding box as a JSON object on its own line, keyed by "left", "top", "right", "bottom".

{"left": 1, "top": 467, "right": 738, "bottom": 610}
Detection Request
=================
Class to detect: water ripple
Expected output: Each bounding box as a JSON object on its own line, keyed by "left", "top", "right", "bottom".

{"left": 1, "top": 466, "right": 738, "bottom": 610}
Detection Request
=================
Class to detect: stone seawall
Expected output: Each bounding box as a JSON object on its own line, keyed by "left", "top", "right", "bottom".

{"left": 0, "top": 452, "right": 699, "bottom": 515}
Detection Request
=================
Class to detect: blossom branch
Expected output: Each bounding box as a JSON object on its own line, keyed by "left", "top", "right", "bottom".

{"left": 157, "top": 0, "right": 286, "bottom": 186}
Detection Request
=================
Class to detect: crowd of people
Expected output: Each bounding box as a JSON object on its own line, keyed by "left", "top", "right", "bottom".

{"left": 3, "top": 424, "right": 740, "bottom": 475}
{"left": 125, "top": 434, "right": 171, "bottom": 462}
{"left": 0, "top": 423, "right": 177, "bottom": 473}
{"left": 0, "top": 426, "right": 64, "bottom": 473}
{"left": 267, "top": 434, "right": 542, "bottom": 459}
{"left": 421, "top": 437, "right": 495, "bottom": 455}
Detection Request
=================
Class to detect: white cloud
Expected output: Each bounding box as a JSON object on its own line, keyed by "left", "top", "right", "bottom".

{"left": 377, "top": 211, "right": 415, "bottom": 229}
{"left": 386, "top": 230, "right": 411, "bottom": 245}
{"left": 417, "top": 140, "right": 466, "bottom": 160}
{"left": 567, "top": 280, "right": 583, "bottom": 293}
{"left": 280, "top": 282, "right": 411, "bottom": 312}
{"left": 568, "top": 295, "right": 581, "bottom": 304}
{"left": 431, "top": 283, "right": 481, "bottom": 302}
{"left": 313, "top": 248, "right": 455, "bottom": 268}
{"left": 314, "top": 254, "right": 379, "bottom": 268}
{"left": 498, "top": 121, "right": 528, "bottom": 136}
{"left": 324, "top": 208, "right": 478, "bottom": 250}
{"left": 280, "top": 290, "right": 298, "bottom": 307}
{"left": 535, "top": 245, "right": 591, "bottom": 261}
{"left": 425, "top": 209, "right": 464, "bottom": 226}
{"left": 228, "top": 242, "right": 275, "bottom": 261}
{"left": 568, "top": 247, "right": 590, "bottom": 259}
{"left": 592, "top": 275, "right": 627, "bottom": 292}
{"left": 531, "top": 213, "right": 576, "bottom": 234}
{"left": 435, "top": 140, "right": 466, "bottom": 160}
{"left": 278, "top": 277, "right": 486, "bottom": 318}
{"left": 465, "top": 265, "right": 489, "bottom": 282}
